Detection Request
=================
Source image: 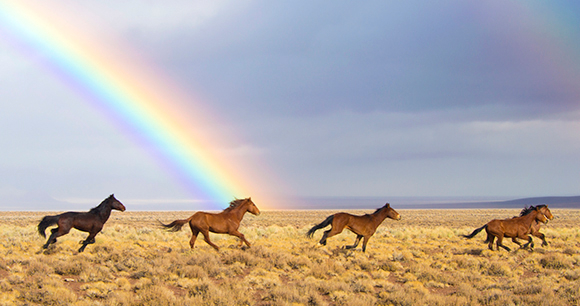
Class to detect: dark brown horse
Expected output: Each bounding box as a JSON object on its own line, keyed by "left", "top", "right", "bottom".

{"left": 38, "top": 194, "right": 126, "bottom": 252}
{"left": 306, "top": 203, "right": 401, "bottom": 252}
{"left": 160, "top": 197, "right": 260, "bottom": 251}
{"left": 512, "top": 205, "right": 554, "bottom": 247}
{"left": 463, "top": 205, "right": 550, "bottom": 251}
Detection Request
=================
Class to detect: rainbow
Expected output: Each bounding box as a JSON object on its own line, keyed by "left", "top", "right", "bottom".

{"left": 0, "top": 1, "right": 257, "bottom": 208}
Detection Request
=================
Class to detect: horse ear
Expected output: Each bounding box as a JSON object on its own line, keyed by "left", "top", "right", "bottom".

{"left": 385, "top": 203, "right": 390, "bottom": 207}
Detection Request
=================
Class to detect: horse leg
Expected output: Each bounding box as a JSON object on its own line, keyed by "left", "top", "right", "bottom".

{"left": 361, "top": 236, "right": 371, "bottom": 253}
{"left": 522, "top": 235, "right": 534, "bottom": 250}
{"left": 535, "top": 232, "right": 548, "bottom": 246}
{"left": 44, "top": 227, "right": 69, "bottom": 249}
{"left": 43, "top": 228, "right": 59, "bottom": 249}
{"left": 320, "top": 230, "right": 330, "bottom": 245}
{"left": 78, "top": 232, "right": 98, "bottom": 253}
{"left": 189, "top": 229, "right": 199, "bottom": 249}
{"left": 320, "top": 226, "right": 343, "bottom": 246}
{"left": 200, "top": 230, "right": 220, "bottom": 251}
{"left": 344, "top": 235, "right": 363, "bottom": 249}
{"left": 231, "top": 230, "right": 251, "bottom": 248}
{"left": 487, "top": 235, "right": 495, "bottom": 251}
{"left": 511, "top": 238, "right": 523, "bottom": 248}
{"left": 496, "top": 236, "right": 511, "bottom": 252}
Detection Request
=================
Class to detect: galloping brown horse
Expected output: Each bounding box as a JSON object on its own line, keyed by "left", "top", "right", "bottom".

{"left": 463, "top": 205, "right": 550, "bottom": 251}
{"left": 160, "top": 197, "right": 260, "bottom": 251}
{"left": 38, "top": 194, "right": 126, "bottom": 252}
{"left": 307, "top": 203, "right": 401, "bottom": 252}
{"left": 512, "top": 205, "right": 554, "bottom": 247}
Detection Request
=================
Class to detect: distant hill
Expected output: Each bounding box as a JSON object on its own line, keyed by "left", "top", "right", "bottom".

{"left": 273, "top": 195, "right": 580, "bottom": 210}
{"left": 397, "top": 196, "right": 580, "bottom": 209}
{"left": 492, "top": 196, "right": 580, "bottom": 208}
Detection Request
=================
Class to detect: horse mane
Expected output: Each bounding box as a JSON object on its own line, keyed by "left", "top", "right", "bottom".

{"left": 223, "top": 198, "right": 248, "bottom": 212}
{"left": 372, "top": 204, "right": 389, "bottom": 215}
{"left": 519, "top": 204, "right": 547, "bottom": 217}
{"left": 89, "top": 194, "right": 114, "bottom": 215}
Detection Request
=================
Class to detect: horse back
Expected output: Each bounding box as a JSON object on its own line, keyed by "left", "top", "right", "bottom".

{"left": 60, "top": 211, "right": 103, "bottom": 233}
{"left": 333, "top": 212, "right": 356, "bottom": 226}
{"left": 191, "top": 211, "right": 235, "bottom": 233}
{"left": 487, "top": 217, "right": 532, "bottom": 238}
{"left": 336, "top": 212, "right": 374, "bottom": 235}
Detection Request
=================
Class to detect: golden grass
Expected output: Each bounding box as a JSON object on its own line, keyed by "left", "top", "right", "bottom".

{"left": 0, "top": 209, "right": 579, "bottom": 305}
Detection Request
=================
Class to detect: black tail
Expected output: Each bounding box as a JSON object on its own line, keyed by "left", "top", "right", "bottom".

{"left": 462, "top": 224, "right": 487, "bottom": 239}
{"left": 306, "top": 215, "right": 334, "bottom": 238}
{"left": 38, "top": 215, "right": 60, "bottom": 238}
{"left": 159, "top": 219, "right": 190, "bottom": 232}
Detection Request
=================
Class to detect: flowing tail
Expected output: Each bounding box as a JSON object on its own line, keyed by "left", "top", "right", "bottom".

{"left": 159, "top": 216, "right": 194, "bottom": 232}
{"left": 38, "top": 215, "right": 60, "bottom": 238}
{"left": 462, "top": 224, "right": 487, "bottom": 239}
{"left": 306, "top": 215, "right": 334, "bottom": 238}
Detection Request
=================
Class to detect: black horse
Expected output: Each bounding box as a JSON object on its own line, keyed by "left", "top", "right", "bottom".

{"left": 38, "top": 194, "right": 126, "bottom": 252}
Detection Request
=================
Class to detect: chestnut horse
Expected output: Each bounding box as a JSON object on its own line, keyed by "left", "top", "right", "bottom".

{"left": 38, "top": 194, "right": 126, "bottom": 252}
{"left": 463, "top": 205, "right": 550, "bottom": 251}
{"left": 512, "top": 205, "right": 554, "bottom": 247}
{"left": 160, "top": 197, "right": 260, "bottom": 251}
{"left": 306, "top": 203, "right": 401, "bottom": 252}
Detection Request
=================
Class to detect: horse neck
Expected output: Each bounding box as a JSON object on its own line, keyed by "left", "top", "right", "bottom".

{"left": 92, "top": 201, "right": 113, "bottom": 221}
{"left": 520, "top": 209, "right": 539, "bottom": 224}
{"left": 370, "top": 207, "right": 390, "bottom": 225}
{"left": 227, "top": 202, "right": 249, "bottom": 222}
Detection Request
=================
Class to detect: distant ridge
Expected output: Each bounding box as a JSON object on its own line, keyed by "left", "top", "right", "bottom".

{"left": 395, "top": 196, "right": 580, "bottom": 209}
{"left": 277, "top": 195, "right": 580, "bottom": 210}
{"left": 493, "top": 196, "right": 580, "bottom": 208}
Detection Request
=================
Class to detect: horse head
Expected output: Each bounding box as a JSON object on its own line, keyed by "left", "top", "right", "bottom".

{"left": 384, "top": 203, "right": 401, "bottom": 221}
{"left": 538, "top": 205, "right": 553, "bottom": 222}
{"left": 108, "top": 194, "right": 126, "bottom": 212}
{"left": 534, "top": 206, "right": 548, "bottom": 224}
{"left": 245, "top": 197, "right": 260, "bottom": 216}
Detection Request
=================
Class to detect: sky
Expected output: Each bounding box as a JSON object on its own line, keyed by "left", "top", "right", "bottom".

{"left": 0, "top": 1, "right": 579, "bottom": 210}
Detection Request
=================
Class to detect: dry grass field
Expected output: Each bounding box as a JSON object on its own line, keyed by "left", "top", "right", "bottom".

{"left": 0, "top": 208, "right": 579, "bottom": 306}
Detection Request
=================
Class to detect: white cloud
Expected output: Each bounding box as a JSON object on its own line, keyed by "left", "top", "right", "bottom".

{"left": 246, "top": 109, "right": 580, "bottom": 196}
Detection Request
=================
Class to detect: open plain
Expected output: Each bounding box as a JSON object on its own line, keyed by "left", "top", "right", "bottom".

{"left": 0, "top": 209, "right": 579, "bottom": 305}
